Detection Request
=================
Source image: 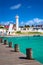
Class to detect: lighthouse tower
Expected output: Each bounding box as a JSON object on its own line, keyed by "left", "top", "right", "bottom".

{"left": 15, "top": 15, "right": 19, "bottom": 31}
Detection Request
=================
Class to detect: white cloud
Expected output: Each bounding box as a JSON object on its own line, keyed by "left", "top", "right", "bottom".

{"left": 20, "top": 21, "right": 24, "bottom": 25}
{"left": 33, "top": 18, "right": 40, "bottom": 23}
{"left": 25, "top": 18, "right": 43, "bottom": 26}
{"left": 10, "top": 4, "right": 21, "bottom": 10}
{"left": 4, "top": 22, "right": 10, "bottom": 25}
{"left": 25, "top": 20, "right": 34, "bottom": 25}
{"left": 1, "top": 18, "right": 43, "bottom": 26}
{"left": 20, "top": 21, "right": 25, "bottom": 26}
{"left": 0, "top": 21, "right": 13, "bottom": 25}
{"left": 33, "top": 18, "right": 43, "bottom": 24}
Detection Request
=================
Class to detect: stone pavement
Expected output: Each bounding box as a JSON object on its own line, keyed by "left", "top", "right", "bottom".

{"left": 0, "top": 44, "right": 42, "bottom": 65}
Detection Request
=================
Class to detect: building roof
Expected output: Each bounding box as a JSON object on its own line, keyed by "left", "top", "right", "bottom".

{"left": 4, "top": 25, "right": 9, "bottom": 29}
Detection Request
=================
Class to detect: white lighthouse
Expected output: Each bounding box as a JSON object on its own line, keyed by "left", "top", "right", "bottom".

{"left": 15, "top": 15, "right": 19, "bottom": 31}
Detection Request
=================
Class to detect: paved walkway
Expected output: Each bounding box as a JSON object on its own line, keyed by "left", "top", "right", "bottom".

{"left": 0, "top": 43, "right": 42, "bottom": 65}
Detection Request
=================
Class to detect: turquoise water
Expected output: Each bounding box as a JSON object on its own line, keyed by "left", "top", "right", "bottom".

{"left": 1, "top": 36, "right": 43, "bottom": 64}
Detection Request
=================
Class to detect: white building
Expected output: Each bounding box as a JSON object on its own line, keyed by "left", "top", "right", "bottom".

{"left": 15, "top": 15, "right": 19, "bottom": 31}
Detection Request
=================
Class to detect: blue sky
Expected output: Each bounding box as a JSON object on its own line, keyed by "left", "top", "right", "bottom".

{"left": 0, "top": 0, "right": 43, "bottom": 26}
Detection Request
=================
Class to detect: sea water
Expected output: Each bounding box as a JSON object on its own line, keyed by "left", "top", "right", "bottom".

{"left": 1, "top": 36, "right": 43, "bottom": 64}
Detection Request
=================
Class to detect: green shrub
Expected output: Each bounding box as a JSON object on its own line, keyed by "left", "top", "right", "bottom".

{"left": 16, "top": 31, "right": 21, "bottom": 34}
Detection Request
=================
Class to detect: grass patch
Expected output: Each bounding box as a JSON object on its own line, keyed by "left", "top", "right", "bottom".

{"left": 28, "top": 32, "right": 41, "bottom": 34}
{"left": 15, "top": 31, "right": 42, "bottom": 35}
